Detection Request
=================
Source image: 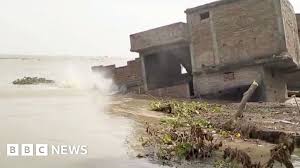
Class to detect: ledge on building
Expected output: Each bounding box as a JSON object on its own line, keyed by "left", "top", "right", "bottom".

{"left": 130, "top": 22, "right": 189, "bottom": 53}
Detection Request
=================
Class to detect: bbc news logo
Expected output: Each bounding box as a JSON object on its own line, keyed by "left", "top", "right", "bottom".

{"left": 7, "top": 144, "right": 88, "bottom": 156}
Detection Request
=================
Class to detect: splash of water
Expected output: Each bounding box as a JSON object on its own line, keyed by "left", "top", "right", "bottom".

{"left": 56, "top": 62, "right": 117, "bottom": 94}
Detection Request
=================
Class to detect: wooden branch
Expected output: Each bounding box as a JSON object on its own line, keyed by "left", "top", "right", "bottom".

{"left": 235, "top": 81, "right": 259, "bottom": 119}
{"left": 222, "top": 81, "right": 259, "bottom": 131}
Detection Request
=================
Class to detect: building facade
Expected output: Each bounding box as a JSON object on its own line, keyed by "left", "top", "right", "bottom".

{"left": 94, "top": 0, "right": 300, "bottom": 102}
{"left": 185, "top": 0, "right": 300, "bottom": 102}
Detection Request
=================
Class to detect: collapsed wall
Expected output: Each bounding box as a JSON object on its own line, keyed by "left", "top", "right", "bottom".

{"left": 91, "top": 58, "right": 144, "bottom": 93}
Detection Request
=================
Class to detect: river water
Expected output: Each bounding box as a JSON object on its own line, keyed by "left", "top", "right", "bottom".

{"left": 0, "top": 56, "right": 163, "bottom": 168}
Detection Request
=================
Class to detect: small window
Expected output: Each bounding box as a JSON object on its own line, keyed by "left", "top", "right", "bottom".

{"left": 200, "top": 12, "right": 210, "bottom": 20}
{"left": 224, "top": 72, "right": 235, "bottom": 81}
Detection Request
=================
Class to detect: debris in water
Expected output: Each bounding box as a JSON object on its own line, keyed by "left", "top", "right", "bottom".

{"left": 12, "top": 77, "right": 55, "bottom": 85}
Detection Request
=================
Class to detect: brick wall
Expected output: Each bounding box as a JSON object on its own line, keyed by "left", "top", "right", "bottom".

{"left": 147, "top": 83, "right": 191, "bottom": 98}
{"left": 186, "top": 0, "right": 299, "bottom": 72}
{"left": 281, "top": 0, "right": 300, "bottom": 64}
{"left": 193, "top": 65, "right": 287, "bottom": 102}
{"left": 92, "top": 58, "right": 144, "bottom": 93}
{"left": 193, "top": 66, "right": 264, "bottom": 96}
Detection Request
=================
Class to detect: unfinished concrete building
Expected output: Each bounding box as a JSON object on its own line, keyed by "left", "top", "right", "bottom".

{"left": 93, "top": 0, "right": 300, "bottom": 102}
{"left": 130, "top": 23, "right": 193, "bottom": 98}
{"left": 129, "top": 0, "right": 300, "bottom": 102}
{"left": 186, "top": 0, "right": 300, "bottom": 102}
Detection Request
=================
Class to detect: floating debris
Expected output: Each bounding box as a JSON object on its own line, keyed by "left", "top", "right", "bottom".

{"left": 12, "top": 77, "right": 55, "bottom": 85}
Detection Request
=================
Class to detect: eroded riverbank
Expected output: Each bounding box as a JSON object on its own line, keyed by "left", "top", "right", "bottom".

{"left": 109, "top": 94, "right": 300, "bottom": 167}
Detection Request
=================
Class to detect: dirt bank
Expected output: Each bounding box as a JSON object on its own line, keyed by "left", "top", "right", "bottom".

{"left": 110, "top": 94, "right": 300, "bottom": 133}
{"left": 108, "top": 94, "right": 300, "bottom": 167}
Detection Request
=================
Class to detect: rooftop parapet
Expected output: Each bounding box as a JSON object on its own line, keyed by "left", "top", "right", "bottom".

{"left": 185, "top": 0, "right": 242, "bottom": 14}
{"left": 130, "top": 22, "right": 189, "bottom": 53}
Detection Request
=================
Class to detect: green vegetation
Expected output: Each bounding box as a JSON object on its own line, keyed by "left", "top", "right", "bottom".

{"left": 143, "top": 100, "right": 223, "bottom": 162}
{"left": 150, "top": 100, "right": 221, "bottom": 114}
{"left": 12, "top": 77, "right": 55, "bottom": 85}
{"left": 143, "top": 100, "right": 296, "bottom": 168}
{"left": 213, "top": 160, "right": 237, "bottom": 168}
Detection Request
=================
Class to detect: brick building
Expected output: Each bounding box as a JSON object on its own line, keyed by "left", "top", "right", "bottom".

{"left": 130, "top": 23, "right": 193, "bottom": 98}
{"left": 94, "top": 0, "right": 300, "bottom": 102}
{"left": 185, "top": 0, "right": 300, "bottom": 102}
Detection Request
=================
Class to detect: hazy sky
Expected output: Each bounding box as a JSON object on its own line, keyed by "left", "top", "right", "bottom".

{"left": 0, "top": 0, "right": 299, "bottom": 58}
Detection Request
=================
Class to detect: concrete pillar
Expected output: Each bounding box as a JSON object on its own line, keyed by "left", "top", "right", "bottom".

{"left": 140, "top": 54, "right": 148, "bottom": 91}
{"left": 262, "top": 68, "right": 287, "bottom": 102}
